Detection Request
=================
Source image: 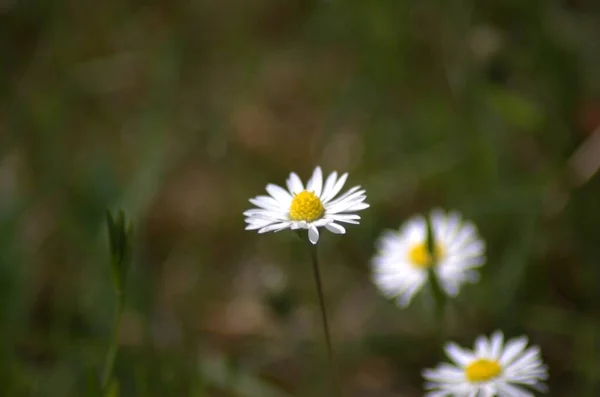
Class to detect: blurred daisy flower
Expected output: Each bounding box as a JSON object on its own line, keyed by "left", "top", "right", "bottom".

{"left": 423, "top": 331, "right": 549, "bottom": 396}
{"left": 371, "top": 209, "right": 485, "bottom": 307}
{"left": 244, "top": 166, "right": 369, "bottom": 244}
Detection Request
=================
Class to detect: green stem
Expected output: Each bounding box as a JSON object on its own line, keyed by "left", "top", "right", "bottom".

{"left": 428, "top": 268, "right": 446, "bottom": 343}
{"left": 101, "top": 293, "right": 125, "bottom": 394}
{"left": 426, "top": 216, "right": 446, "bottom": 343}
{"left": 308, "top": 243, "right": 341, "bottom": 397}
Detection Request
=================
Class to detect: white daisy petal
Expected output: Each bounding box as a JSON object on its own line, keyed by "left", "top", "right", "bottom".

{"left": 500, "top": 337, "right": 529, "bottom": 366}
{"left": 506, "top": 347, "right": 542, "bottom": 373}
{"left": 286, "top": 172, "right": 304, "bottom": 194}
{"left": 266, "top": 183, "right": 293, "bottom": 203}
{"left": 320, "top": 171, "right": 338, "bottom": 203}
{"left": 306, "top": 166, "right": 323, "bottom": 197}
{"left": 244, "top": 167, "right": 367, "bottom": 243}
{"left": 249, "top": 196, "right": 283, "bottom": 211}
{"left": 328, "top": 214, "right": 360, "bottom": 222}
{"left": 258, "top": 222, "right": 291, "bottom": 233}
{"left": 243, "top": 209, "right": 287, "bottom": 220}
{"left": 308, "top": 225, "right": 319, "bottom": 244}
{"left": 245, "top": 220, "right": 275, "bottom": 230}
{"left": 445, "top": 343, "right": 475, "bottom": 366}
{"left": 397, "top": 282, "right": 424, "bottom": 307}
{"left": 423, "top": 364, "right": 464, "bottom": 380}
{"left": 490, "top": 331, "right": 504, "bottom": 359}
{"left": 346, "top": 202, "right": 370, "bottom": 211}
{"left": 496, "top": 382, "right": 535, "bottom": 397}
{"left": 423, "top": 332, "right": 548, "bottom": 397}
{"left": 245, "top": 213, "right": 279, "bottom": 222}
{"left": 326, "top": 187, "right": 364, "bottom": 208}
{"left": 475, "top": 335, "right": 490, "bottom": 357}
{"left": 328, "top": 218, "right": 359, "bottom": 225}
{"left": 325, "top": 222, "right": 346, "bottom": 234}
{"left": 321, "top": 172, "right": 348, "bottom": 204}
{"left": 327, "top": 197, "right": 368, "bottom": 215}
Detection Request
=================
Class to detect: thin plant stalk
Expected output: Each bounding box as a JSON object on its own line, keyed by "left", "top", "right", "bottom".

{"left": 308, "top": 243, "right": 341, "bottom": 397}
{"left": 101, "top": 293, "right": 125, "bottom": 393}
{"left": 426, "top": 216, "right": 446, "bottom": 343}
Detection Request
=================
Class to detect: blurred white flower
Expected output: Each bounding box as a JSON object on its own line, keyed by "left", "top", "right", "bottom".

{"left": 244, "top": 166, "right": 369, "bottom": 244}
{"left": 371, "top": 209, "right": 485, "bottom": 307}
{"left": 423, "top": 331, "right": 548, "bottom": 396}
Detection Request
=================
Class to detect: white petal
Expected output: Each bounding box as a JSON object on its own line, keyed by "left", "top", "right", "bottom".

{"left": 328, "top": 218, "right": 359, "bottom": 225}
{"left": 249, "top": 196, "right": 284, "bottom": 211}
{"left": 321, "top": 172, "right": 348, "bottom": 204}
{"left": 306, "top": 166, "right": 323, "bottom": 197}
{"left": 326, "top": 197, "right": 368, "bottom": 215}
{"left": 480, "top": 385, "right": 496, "bottom": 397}
{"left": 506, "top": 347, "right": 541, "bottom": 373}
{"left": 430, "top": 208, "right": 445, "bottom": 231}
{"left": 439, "top": 277, "right": 460, "bottom": 297}
{"left": 286, "top": 172, "right": 304, "bottom": 194}
{"left": 346, "top": 202, "right": 370, "bottom": 211}
{"left": 308, "top": 225, "right": 319, "bottom": 244}
{"left": 396, "top": 282, "right": 423, "bottom": 307}
{"left": 326, "top": 186, "right": 363, "bottom": 207}
{"left": 442, "top": 211, "right": 462, "bottom": 241}
{"left": 243, "top": 209, "right": 287, "bottom": 220}
{"left": 496, "top": 382, "right": 534, "bottom": 397}
{"left": 325, "top": 222, "right": 346, "bottom": 234}
{"left": 245, "top": 219, "right": 275, "bottom": 230}
{"left": 490, "top": 331, "right": 504, "bottom": 359}
{"left": 313, "top": 218, "right": 333, "bottom": 227}
{"left": 258, "top": 222, "right": 291, "bottom": 233}
{"left": 320, "top": 171, "right": 338, "bottom": 203}
{"left": 328, "top": 214, "right": 360, "bottom": 225}
{"left": 452, "top": 222, "right": 477, "bottom": 248}
{"left": 266, "top": 183, "right": 293, "bottom": 204}
{"left": 329, "top": 213, "right": 360, "bottom": 221}
{"left": 422, "top": 364, "right": 464, "bottom": 382}
{"left": 290, "top": 222, "right": 303, "bottom": 230}
{"left": 500, "top": 337, "right": 528, "bottom": 366}
{"left": 245, "top": 213, "right": 279, "bottom": 223}
{"left": 445, "top": 343, "right": 475, "bottom": 366}
{"left": 475, "top": 335, "right": 490, "bottom": 357}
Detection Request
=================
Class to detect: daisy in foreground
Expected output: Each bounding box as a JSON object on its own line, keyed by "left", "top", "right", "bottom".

{"left": 423, "top": 331, "right": 549, "bottom": 397}
{"left": 244, "top": 166, "right": 369, "bottom": 244}
{"left": 371, "top": 209, "right": 485, "bottom": 307}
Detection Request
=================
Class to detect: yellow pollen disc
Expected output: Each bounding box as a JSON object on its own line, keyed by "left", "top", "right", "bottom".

{"left": 408, "top": 242, "right": 444, "bottom": 268}
{"left": 465, "top": 359, "right": 502, "bottom": 383}
{"left": 289, "top": 190, "right": 325, "bottom": 222}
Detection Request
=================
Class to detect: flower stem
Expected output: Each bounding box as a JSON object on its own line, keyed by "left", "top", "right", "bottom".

{"left": 308, "top": 243, "right": 341, "bottom": 397}
{"left": 101, "top": 292, "right": 125, "bottom": 394}
{"left": 425, "top": 215, "right": 446, "bottom": 343}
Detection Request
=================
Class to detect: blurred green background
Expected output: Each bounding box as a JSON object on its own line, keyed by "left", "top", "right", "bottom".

{"left": 2, "top": 0, "right": 600, "bottom": 396}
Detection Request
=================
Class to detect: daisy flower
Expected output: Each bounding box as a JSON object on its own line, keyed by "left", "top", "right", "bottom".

{"left": 423, "top": 331, "right": 549, "bottom": 396}
{"left": 371, "top": 209, "right": 485, "bottom": 307}
{"left": 244, "top": 166, "right": 369, "bottom": 244}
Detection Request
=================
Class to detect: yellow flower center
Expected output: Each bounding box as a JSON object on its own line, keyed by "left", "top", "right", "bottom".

{"left": 465, "top": 359, "right": 502, "bottom": 383}
{"left": 408, "top": 242, "right": 444, "bottom": 268}
{"left": 289, "top": 190, "right": 324, "bottom": 222}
